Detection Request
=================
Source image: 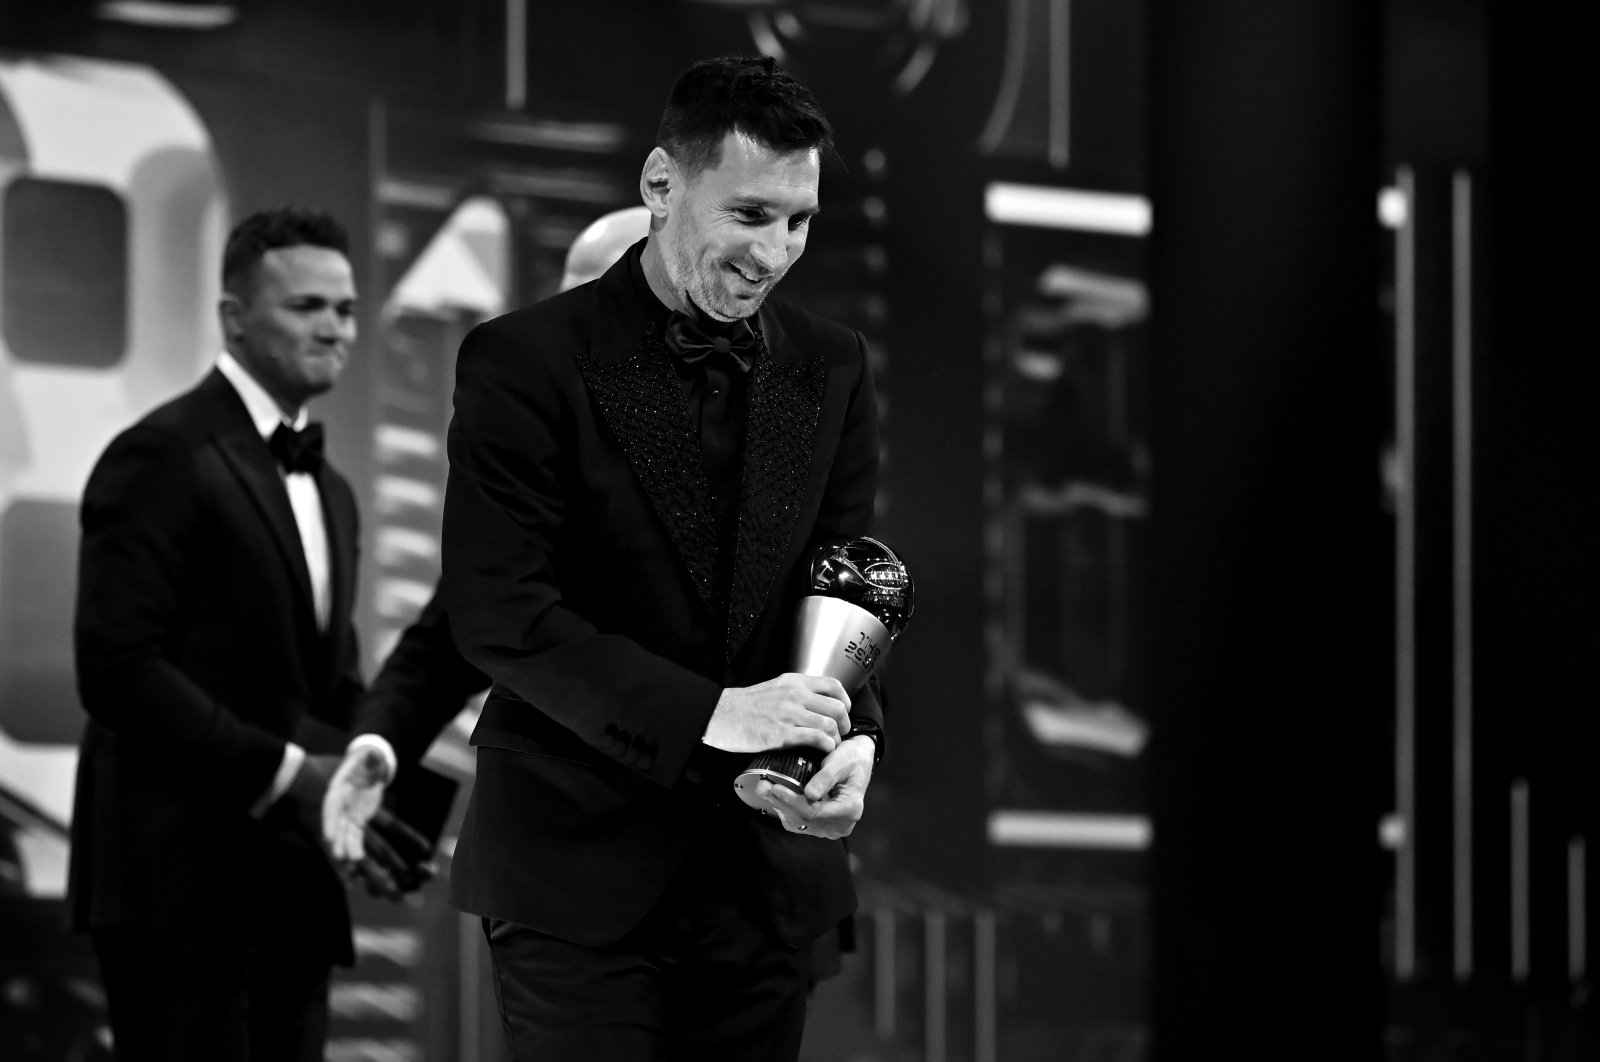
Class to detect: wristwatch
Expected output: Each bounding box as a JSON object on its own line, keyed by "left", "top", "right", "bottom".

{"left": 846, "top": 717, "right": 885, "bottom": 765}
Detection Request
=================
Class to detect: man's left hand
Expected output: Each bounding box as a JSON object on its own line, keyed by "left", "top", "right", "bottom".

{"left": 755, "top": 734, "right": 876, "bottom": 840}
{"left": 323, "top": 745, "right": 390, "bottom": 862}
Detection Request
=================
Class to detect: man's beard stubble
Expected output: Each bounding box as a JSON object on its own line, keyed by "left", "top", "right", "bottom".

{"left": 670, "top": 237, "right": 775, "bottom": 322}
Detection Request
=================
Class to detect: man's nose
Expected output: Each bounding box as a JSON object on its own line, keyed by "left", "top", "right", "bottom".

{"left": 317, "top": 311, "right": 355, "bottom": 341}
{"left": 748, "top": 226, "right": 788, "bottom": 274}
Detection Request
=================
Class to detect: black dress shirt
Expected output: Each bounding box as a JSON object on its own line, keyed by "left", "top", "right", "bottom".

{"left": 625, "top": 252, "right": 752, "bottom": 599}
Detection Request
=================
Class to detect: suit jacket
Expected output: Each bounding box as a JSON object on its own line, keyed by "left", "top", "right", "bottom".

{"left": 68, "top": 368, "right": 363, "bottom": 965}
{"left": 440, "top": 243, "right": 882, "bottom": 948}
{"left": 351, "top": 590, "right": 487, "bottom": 778}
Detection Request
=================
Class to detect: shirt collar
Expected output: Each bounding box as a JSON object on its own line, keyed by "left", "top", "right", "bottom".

{"left": 216, "top": 350, "right": 308, "bottom": 440}
{"left": 625, "top": 239, "right": 673, "bottom": 330}
{"left": 624, "top": 239, "right": 767, "bottom": 348}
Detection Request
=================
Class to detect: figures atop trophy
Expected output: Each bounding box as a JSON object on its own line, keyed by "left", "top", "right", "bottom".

{"left": 807, "top": 536, "right": 915, "bottom": 640}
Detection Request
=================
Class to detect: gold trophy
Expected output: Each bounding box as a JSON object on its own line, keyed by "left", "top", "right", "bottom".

{"left": 734, "top": 537, "right": 914, "bottom": 807}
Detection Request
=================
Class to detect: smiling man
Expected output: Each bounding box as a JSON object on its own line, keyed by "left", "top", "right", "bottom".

{"left": 69, "top": 208, "right": 381, "bottom": 1061}
{"left": 420, "top": 56, "right": 886, "bottom": 1060}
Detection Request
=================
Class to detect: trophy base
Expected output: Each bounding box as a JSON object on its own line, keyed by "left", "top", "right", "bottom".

{"left": 732, "top": 748, "right": 822, "bottom": 811}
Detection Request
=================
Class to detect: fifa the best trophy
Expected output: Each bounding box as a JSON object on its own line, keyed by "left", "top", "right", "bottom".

{"left": 733, "top": 536, "right": 914, "bottom": 807}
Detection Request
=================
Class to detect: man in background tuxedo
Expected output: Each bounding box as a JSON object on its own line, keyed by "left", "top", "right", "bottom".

{"left": 328, "top": 57, "right": 887, "bottom": 1060}
{"left": 69, "top": 207, "right": 392, "bottom": 1061}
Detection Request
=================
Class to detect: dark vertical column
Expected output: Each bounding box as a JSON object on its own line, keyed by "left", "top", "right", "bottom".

{"left": 875, "top": 126, "right": 991, "bottom": 884}
{"left": 1481, "top": 3, "right": 1598, "bottom": 1046}
{"left": 1405, "top": 164, "right": 1469, "bottom": 987}
{"left": 1147, "top": 4, "right": 1383, "bottom": 1059}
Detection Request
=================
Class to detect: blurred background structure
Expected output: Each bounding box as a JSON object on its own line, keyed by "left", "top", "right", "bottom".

{"left": 0, "top": 2, "right": 1591, "bottom": 1060}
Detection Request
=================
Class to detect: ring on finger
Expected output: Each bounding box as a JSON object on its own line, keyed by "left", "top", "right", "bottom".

{"left": 797, "top": 823, "right": 807, "bottom": 831}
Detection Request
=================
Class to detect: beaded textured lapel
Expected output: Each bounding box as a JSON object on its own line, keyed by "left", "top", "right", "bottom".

{"left": 726, "top": 333, "right": 825, "bottom": 660}
{"left": 578, "top": 318, "right": 825, "bottom": 661}
{"left": 579, "top": 323, "right": 722, "bottom": 612}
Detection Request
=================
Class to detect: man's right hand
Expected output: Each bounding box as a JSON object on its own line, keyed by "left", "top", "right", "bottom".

{"left": 701, "top": 673, "right": 851, "bottom": 754}
{"left": 357, "top": 809, "right": 436, "bottom": 898}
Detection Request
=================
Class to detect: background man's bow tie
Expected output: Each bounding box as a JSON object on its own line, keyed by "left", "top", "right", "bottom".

{"left": 663, "top": 310, "right": 757, "bottom": 374}
{"left": 270, "top": 422, "right": 325, "bottom": 474}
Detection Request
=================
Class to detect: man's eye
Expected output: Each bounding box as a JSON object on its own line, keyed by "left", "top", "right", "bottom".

{"left": 789, "top": 215, "right": 813, "bottom": 231}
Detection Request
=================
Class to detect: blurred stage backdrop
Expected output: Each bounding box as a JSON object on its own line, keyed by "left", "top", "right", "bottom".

{"left": 0, "top": 2, "right": 1593, "bottom": 1061}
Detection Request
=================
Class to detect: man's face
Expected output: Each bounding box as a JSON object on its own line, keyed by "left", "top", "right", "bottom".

{"left": 224, "top": 244, "right": 357, "bottom": 412}
{"left": 661, "top": 131, "right": 820, "bottom": 321}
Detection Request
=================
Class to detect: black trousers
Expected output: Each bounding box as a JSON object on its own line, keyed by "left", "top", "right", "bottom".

{"left": 91, "top": 926, "right": 331, "bottom": 1062}
{"left": 485, "top": 827, "right": 812, "bottom": 1062}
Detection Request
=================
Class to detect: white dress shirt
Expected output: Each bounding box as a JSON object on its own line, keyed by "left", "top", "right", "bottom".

{"left": 216, "top": 351, "right": 331, "bottom": 815}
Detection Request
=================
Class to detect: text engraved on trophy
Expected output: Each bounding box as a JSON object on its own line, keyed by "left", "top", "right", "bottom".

{"left": 844, "top": 629, "right": 882, "bottom": 674}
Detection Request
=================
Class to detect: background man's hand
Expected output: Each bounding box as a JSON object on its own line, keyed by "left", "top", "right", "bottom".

{"left": 321, "top": 746, "right": 391, "bottom": 863}
{"left": 750, "top": 733, "right": 876, "bottom": 840}
{"left": 319, "top": 746, "right": 439, "bottom": 900}
{"left": 702, "top": 673, "right": 851, "bottom": 754}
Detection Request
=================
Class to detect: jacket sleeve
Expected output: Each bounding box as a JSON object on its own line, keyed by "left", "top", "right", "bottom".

{"left": 352, "top": 589, "right": 489, "bottom": 769}
{"left": 73, "top": 423, "right": 286, "bottom": 810}
{"left": 440, "top": 320, "right": 725, "bottom": 788}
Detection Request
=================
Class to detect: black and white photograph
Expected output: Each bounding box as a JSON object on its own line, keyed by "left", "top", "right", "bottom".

{"left": 0, "top": 2, "right": 1590, "bottom": 1060}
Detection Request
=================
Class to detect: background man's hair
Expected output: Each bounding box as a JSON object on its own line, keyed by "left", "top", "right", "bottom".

{"left": 656, "top": 55, "right": 834, "bottom": 181}
{"left": 222, "top": 206, "right": 349, "bottom": 296}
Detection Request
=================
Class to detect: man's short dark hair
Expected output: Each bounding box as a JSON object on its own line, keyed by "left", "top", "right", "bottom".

{"left": 656, "top": 55, "right": 834, "bottom": 181}
{"left": 222, "top": 206, "right": 349, "bottom": 296}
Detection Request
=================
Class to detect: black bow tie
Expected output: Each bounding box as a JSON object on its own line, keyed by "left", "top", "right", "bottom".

{"left": 663, "top": 310, "right": 757, "bottom": 374}
{"left": 270, "top": 422, "right": 325, "bottom": 474}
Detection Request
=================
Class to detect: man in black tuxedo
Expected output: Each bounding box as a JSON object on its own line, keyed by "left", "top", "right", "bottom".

{"left": 333, "top": 56, "right": 885, "bottom": 1059}
{"left": 69, "top": 207, "right": 379, "bottom": 1061}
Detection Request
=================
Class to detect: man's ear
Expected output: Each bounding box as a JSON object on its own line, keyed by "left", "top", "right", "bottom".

{"left": 218, "top": 293, "right": 245, "bottom": 344}
{"left": 639, "top": 147, "right": 675, "bottom": 220}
